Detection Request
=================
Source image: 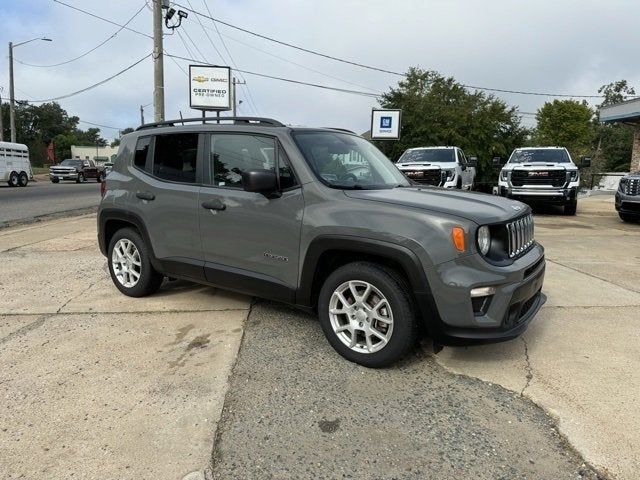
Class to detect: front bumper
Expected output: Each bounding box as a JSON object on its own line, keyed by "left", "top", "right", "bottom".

{"left": 615, "top": 191, "right": 640, "bottom": 216}
{"left": 417, "top": 244, "right": 546, "bottom": 345}
{"left": 50, "top": 172, "right": 78, "bottom": 180}
{"left": 498, "top": 185, "right": 577, "bottom": 205}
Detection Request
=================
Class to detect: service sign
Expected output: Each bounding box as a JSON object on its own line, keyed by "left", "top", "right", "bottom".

{"left": 189, "top": 65, "right": 231, "bottom": 111}
{"left": 370, "top": 109, "right": 402, "bottom": 140}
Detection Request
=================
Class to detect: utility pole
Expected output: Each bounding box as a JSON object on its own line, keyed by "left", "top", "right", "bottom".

{"left": 232, "top": 77, "right": 246, "bottom": 116}
{"left": 8, "top": 42, "right": 16, "bottom": 142}
{"left": 152, "top": 0, "right": 165, "bottom": 122}
{"left": 140, "top": 105, "right": 145, "bottom": 126}
{"left": 8, "top": 37, "right": 52, "bottom": 143}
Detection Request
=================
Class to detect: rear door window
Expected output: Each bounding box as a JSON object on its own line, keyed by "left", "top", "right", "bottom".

{"left": 152, "top": 133, "right": 198, "bottom": 183}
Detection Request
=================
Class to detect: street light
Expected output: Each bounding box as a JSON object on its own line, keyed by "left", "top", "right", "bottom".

{"left": 8, "top": 37, "right": 53, "bottom": 143}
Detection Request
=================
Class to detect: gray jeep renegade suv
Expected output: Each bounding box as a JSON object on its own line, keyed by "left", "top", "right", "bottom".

{"left": 98, "top": 117, "right": 546, "bottom": 367}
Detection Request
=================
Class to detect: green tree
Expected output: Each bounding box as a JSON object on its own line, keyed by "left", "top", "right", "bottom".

{"left": 110, "top": 127, "right": 135, "bottom": 147}
{"left": 598, "top": 80, "right": 636, "bottom": 107}
{"left": 377, "top": 68, "right": 527, "bottom": 188}
{"left": 533, "top": 100, "right": 595, "bottom": 160}
{"left": 594, "top": 80, "right": 636, "bottom": 171}
{"left": 0, "top": 101, "right": 107, "bottom": 165}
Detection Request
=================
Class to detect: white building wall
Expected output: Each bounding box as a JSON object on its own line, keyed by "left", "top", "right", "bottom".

{"left": 71, "top": 145, "right": 118, "bottom": 162}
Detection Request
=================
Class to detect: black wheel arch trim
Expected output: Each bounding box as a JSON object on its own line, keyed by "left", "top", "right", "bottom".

{"left": 297, "top": 235, "right": 432, "bottom": 307}
{"left": 98, "top": 208, "right": 162, "bottom": 272}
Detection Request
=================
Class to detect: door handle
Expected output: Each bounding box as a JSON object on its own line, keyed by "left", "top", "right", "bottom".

{"left": 136, "top": 192, "right": 155, "bottom": 201}
{"left": 201, "top": 199, "right": 226, "bottom": 211}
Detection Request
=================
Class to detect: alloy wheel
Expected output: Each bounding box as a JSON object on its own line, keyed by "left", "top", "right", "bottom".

{"left": 111, "top": 238, "right": 142, "bottom": 288}
{"left": 328, "top": 280, "right": 394, "bottom": 354}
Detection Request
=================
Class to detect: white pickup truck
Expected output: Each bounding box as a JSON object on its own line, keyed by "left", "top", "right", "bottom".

{"left": 496, "top": 147, "right": 591, "bottom": 215}
{"left": 396, "top": 146, "right": 476, "bottom": 189}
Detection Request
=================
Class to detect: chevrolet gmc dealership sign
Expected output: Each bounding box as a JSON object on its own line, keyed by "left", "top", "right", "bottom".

{"left": 189, "top": 65, "right": 231, "bottom": 111}
{"left": 370, "top": 109, "right": 402, "bottom": 140}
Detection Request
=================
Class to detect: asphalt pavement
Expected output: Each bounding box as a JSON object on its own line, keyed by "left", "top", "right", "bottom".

{"left": 0, "top": 178, "right": 101, "bottom": 227}
{"left": 0, "top": 196, "right": 636, "bottom": 479}
{"left": 209, "top": 301, "right": 600, "bottom": 480}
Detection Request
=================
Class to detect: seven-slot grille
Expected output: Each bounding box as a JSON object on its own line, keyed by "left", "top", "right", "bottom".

{"left": 623, "top": 178, "right": 640, "bottom": 196}
{"left": 506, "top": 214, "right": 535, "bottom": 258}
{"left": 511, "top": 169, "right": 566, "bottom": 187}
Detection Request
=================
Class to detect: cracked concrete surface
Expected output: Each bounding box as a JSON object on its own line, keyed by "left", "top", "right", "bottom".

{"left": 437, "top": 196, "right": 640, "bottom": 480}
{"left": 0, "top": 215, "right": 251, "bottom": 479}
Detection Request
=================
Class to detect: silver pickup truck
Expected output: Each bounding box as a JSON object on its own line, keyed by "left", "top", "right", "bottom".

{"left": 496, "top": 147, "right": 591, "bottom": 215}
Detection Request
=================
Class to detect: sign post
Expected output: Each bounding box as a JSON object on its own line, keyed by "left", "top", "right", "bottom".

{"left": 189, "top": 65, "right": 232, "bottom": 121}
{"left": 370, "top": 109, "right": 402, "bottom": 140}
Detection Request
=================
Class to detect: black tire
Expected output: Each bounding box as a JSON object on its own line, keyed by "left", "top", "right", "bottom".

{"left": 619, "top": 213, "right": 637, "bottom": 223}
{"left": 8, "top": 172, "right": 18, "bottom": 187}
{"left": 76, "top": 172, "right": 84, "bottom": 183}
{"left": 96, "top": 172, "right": 104, "bottom": 183}
{"left": 107, "top": 227, "right": 164, "bottom": 297}
{"left": 18, "top": 172, "right": 29, "bottom": 187}
{"left": 456, "top": 178, "right": 463, "bottom": 189}
{"left": 317, "top": 261, "right": 418, "bottom": 368}
{"left": 51, "top": 177, "right": 60, "bottom": 183}
{"left": 563, "top": 200, "right": 577, "bottom": 216}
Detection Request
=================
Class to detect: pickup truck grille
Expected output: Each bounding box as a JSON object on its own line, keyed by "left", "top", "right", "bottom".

{"left": 506, "top": 214, "right": 535, "bottom": 258}
{"left": 623, "top": 178, "right": 640, "bottom": 196}
{"left": 50, "top": 167, "right": 76, "bottom": 174}
{"left": 404, "top": 169, "right": 442, "bottom": 186}
{"left": 511, "top": 169, "right": 566, "bottom": 187}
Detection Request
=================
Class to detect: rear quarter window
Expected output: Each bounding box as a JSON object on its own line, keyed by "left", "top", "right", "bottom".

{"left": 134, "top": 137, "right": 151, "bottom": 170}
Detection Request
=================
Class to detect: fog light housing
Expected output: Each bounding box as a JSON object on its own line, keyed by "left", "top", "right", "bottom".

{"left": 470, "top": 286, "right": 496, "bottom": 315}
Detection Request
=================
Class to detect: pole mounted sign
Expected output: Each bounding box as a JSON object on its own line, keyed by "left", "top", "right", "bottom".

{"left": 370, "top": 109, "right": 402, "bottom": 140}
{"left": 189, "top": 65, "right": 232, "bottom": 111}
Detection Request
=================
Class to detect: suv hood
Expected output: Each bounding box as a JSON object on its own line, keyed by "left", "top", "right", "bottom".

{"left": 344, "top": 187, "right": 528, "bottom": 224}
{"left": 501, "top": 163, "right": 577, "bottom": 172}
{"left": 396, "top": 161, "right": 456, "bottom": 169}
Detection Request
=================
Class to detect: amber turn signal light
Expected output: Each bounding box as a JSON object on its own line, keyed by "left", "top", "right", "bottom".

{"left": 451, "top": 227, "right": 466, "bottom": 252}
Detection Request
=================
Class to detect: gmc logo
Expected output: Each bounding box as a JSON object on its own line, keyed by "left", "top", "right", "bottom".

{"left": 528, "top": 171, "right": 549, "bottom": 177}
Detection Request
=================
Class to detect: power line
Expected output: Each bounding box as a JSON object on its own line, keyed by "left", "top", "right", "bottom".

{"left": 186, "top": 0, "right": 227, "bottom": 63}
{"left": 166, "top": 52, "right": 379, "bottom": 98}
{"left": 172, "top": 2, "right": 629, "bottom": 100}
{"left": 28, "top": 54, "right": 151, "bottom": 103}
{"left": 51, "top": 0, "right": 619, "bottom": 101}
{"left": 175, "top": 28, "right": 198, "bottom": 60}
{"left": 52, "top": 0, "right": 152, "bottom": 39}
{"left": 220, "top": 31, "right": 379, "bottom": 93}
{"left": 200, "top": 0, "right": 260, "bottom": 115}
{"left": 172, "top": 2, "right": 403, "bottom": 77}
{"left": 78, "top": 119, "right": 125, "bottom": 130}
{"left": 15, "top": 3, "right": 147, "bottom": 68}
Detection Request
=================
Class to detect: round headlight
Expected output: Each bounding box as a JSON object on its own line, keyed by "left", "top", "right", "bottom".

{"left": 477, "top": 225, "right": 491, "bottom": 255}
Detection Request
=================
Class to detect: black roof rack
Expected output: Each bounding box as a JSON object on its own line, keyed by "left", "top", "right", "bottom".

{"left": 136, "top": 116, "right": 284, "bottom": 131}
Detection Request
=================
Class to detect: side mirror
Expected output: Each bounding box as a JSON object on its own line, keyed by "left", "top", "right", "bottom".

{"left": 580, "top": 156, "right": 592, "bottom": 169}
{"left": 242, "top": 169, "right": 279, "bottom": 195}
{"left": 492, "top": 157, "right": 504, "bottom": 167}
{"left": 467, "top": 156, "right": 478, "bottom": 167}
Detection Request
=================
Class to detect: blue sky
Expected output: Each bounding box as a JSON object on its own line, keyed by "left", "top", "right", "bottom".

{"left": 1, "top": 0, "right": 639, "bottom": 141}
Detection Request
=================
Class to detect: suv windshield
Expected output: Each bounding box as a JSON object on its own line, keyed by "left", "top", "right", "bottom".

{"left": 60, "top": 159, "right": 83, "bottom": 166}
{"left": 398, "top": 149, "right": 455, "bottom": 163}
{"left": 293, "top": 131, "right": 409, "bottom": 189}
{"left": 509, "top": 149, "right": 571, "bottom": 164}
